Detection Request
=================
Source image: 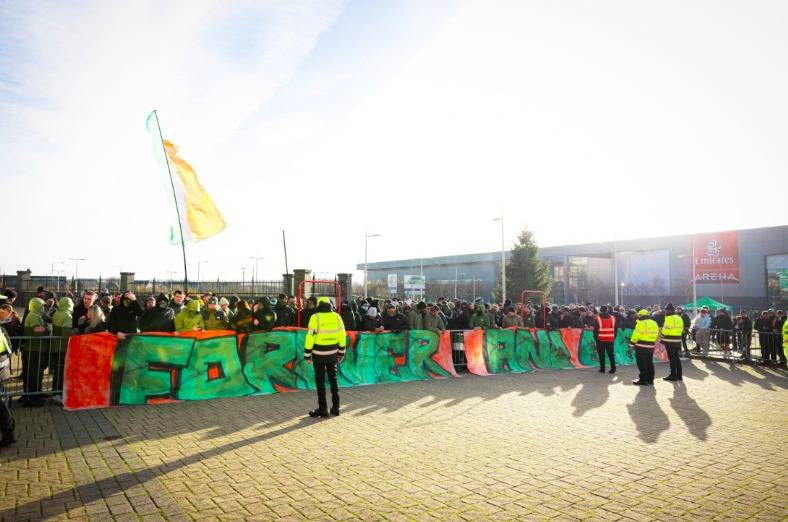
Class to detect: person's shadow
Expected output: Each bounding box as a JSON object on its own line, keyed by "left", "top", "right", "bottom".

{"left": 626, "top": 385, "right": 670, "bottom": 443}
{"left": 668, "top": 381, "right": 712, "bottom": 441}
{"left": 571, "top": 373, "right": 621, "bottom": 417}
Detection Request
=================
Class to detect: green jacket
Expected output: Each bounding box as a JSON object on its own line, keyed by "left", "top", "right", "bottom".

{"left": 52, "top": 297, "right": 76, "bottom": 337}
{"left": 202, "top": 308, "right": 229, "bottom": 330}
{"left": 23, "top": 297, "right": 51, "bottom": 351}
{"left": 175, "top": 300, "right": 205, "bottom": 333}
{"left": 469, "top": 310, "right": 491, "bottom": 329}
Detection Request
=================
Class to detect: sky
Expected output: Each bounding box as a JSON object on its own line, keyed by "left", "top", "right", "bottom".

{"left": 1, "top": 0, "right": 786, "bottom": 283}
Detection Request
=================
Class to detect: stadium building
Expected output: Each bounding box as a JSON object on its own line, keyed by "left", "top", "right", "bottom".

{"left": 358, "top": 225, "right": 788, "bottom": 309}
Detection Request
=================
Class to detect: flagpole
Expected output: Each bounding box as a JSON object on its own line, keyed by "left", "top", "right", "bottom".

{"left": 152, "top": 109, "right": 189, "bottom": 292}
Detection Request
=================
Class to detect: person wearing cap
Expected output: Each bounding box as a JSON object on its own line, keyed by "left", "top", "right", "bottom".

{"left": 629, "top": 309, "right": 659, "bottom": 385}
{"left": 660, "top": 303, "right": 683, "bottom": 381}
{"left": 694, "top": 306, "right": 712, "bottom": 356}
{"left": 304, "top": 296, "right": 346, "bottom": 418}
{"left": 140, "top": 294, "right": 176, "bottom": 332}
{"left": 251, "top": 297, "right": 276, "bottom": 332}
{"left": 203, "top": 296, "right": 230, "bottom": 330}
{"left": 382, "top": 303, "right": 408, "bottom": 333}
{"left": 274, "top": 293, "right": 295, "bottom": 327}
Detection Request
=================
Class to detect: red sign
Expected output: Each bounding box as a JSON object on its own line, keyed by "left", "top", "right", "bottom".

{"left": 692, "top": 231, "right": 740, "bottom": 284}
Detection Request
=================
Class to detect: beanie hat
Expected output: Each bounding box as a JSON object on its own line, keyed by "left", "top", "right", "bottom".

{"left": 367, "top": 307, "right": 378, "bottom": 318}
{"left": 219, "top": 297, "right": 229, "bottom": 306}
{"left": 416, "top": 302, "right": 427, "bottom": 310}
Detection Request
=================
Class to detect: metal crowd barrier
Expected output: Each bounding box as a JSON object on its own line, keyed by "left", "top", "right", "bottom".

{"left": 2, "top": 336, "right": 71, "bottom": 403}
{"left": 688, "top": 329, "right": 785, "bottom": 363}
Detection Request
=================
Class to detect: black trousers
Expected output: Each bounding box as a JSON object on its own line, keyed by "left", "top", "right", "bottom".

{"left": 681, "top": 330, "right": 689, "bottom": 354}
{"left": 21, "top": 348, "right": 49, "bottom": 396}
{"left": 596, "top": 341, "right": 615, "bottom": 370}
{"left": 664, "top": 342, "right": 682, "bottom": 379}
{"left": 0, "top": 381, "right": 13, "bottom": 436}
{"left": 313, "top": 353, "right": 340, "bottom": 412}
{"left": 635, "top": 348, "right": 654, "bottom": 384}
{"left": 759, "top": 333, "right": 772, "bottom": 361}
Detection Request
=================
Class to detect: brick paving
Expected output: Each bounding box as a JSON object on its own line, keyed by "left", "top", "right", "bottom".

{"left": 1, "top": 359, "right": 787, "bottom": 520}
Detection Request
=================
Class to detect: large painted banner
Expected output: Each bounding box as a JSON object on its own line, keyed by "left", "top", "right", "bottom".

{"left": 693, "top": 231, "right": 740, "bottom": 284}
{"left": 62, "top": 328, "right": 666, "bottom": 410}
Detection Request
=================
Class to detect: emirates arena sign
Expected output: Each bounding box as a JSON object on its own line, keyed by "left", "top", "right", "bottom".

{"left": 692, "top": 231, "right": 740, "bottom": 284}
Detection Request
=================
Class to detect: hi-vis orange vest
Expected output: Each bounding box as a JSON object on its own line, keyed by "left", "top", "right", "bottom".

{"left": 596, "top": 315, "right": 616, "bottom": 342}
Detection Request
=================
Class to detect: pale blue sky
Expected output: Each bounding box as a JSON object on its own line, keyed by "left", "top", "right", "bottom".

{"left": 1, "top": 0, "right": 786, "bottom": 283}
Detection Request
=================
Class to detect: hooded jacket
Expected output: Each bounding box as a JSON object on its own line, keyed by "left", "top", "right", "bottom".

{"left": 107, "top": 296, "right": 143, "bottom": 334}
{"left": 203, "top": 305, "right": 230, "bottom": 330}
{"left": 382, "top": 310, "right": 408, "bottom": 333}
{"left": 52, "top": 297, "right": 76, "bottom": 337}
{"left": 340, "top": 303, "right": 357, "bottom": 331}
{"left": 469, "top": 308, "right": 491, "bottom": 329}
{"left": 252, "top": 298, "right": 277, "bottom": 332}
{"left": 23, "top": 297, "right": 50, "bottom": 338}
{"left": 174, "top": 299, "right": 205, "bottom": 333}
{"left": 140, "top": 294, "right": 176, "bottom": 333}
{"left": 274, "top": 302, "right": 296, "bottom": 327}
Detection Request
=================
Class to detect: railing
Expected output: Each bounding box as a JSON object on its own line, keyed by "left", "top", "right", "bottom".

{"left": 688, "top": 328, "right": 785, "bottom": 363}
{"left": 1, "top": 336, "right": 71, "bottom": 404}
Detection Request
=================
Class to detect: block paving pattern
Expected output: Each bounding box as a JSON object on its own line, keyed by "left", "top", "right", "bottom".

{"left": 1, "top": 359, "right": 786, "bottom": 520}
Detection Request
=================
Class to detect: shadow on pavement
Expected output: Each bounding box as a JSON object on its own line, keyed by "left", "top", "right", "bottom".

{"left": 626, "top": 385, "right": 670, "bottom": 443}
{"left": 668, "top": 381, "right": 712, "bottom": 441}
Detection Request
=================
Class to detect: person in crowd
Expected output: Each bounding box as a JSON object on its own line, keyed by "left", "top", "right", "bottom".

{"left": 693, "top": 306, "right": 712, "bottom": 356}
{"left": 754, "top": 310, "right": 772, "bottom": 362}
{"left": 381, "top": 303, "right": 408, "bottom": 333}
{"left": 0, "top": 303, "right": 22, "bottom": 338}
{"left": 651, "top": 304, "right": 665, "bottom": 327}
{"left": 776, "top": 310, "right": 786, "bottom": 366}
{"left": 231, "top": 300, "right": 253, "bottom": 334}
{"left": 715, "top": 309, "right": 733, "bottom": 359}
{"left": 41, "top": 291, "right": 58, "bottom": 324}
{"left": 1, "top": 289, "right": 17, "bottom": 306}
{"left": 677, "top": 306, "right": 692, "bottom": 358}
{"left": 339, "top": 302, "right": 357, "bottom": 331}
{"left": 523, "top": 304, "right": 537, "bottom": 328}
{"left": 174, "top": 298, "right": 204, "bottom": 333}
{"left": 469, "top": 302, "right": 491, "bottom": 330}
{"left": 409, "top": 302, "right": 428, "bottom": 330}
{"left": 21, "top": 297, "right": 50, "bottom": 406}
{"left": 582, "top": 306, "right": 596, "bottom": 329}
{"left": 200, "top": 293, "right": 212, "bottom": 307}
{"left": 169, "top": 290, "right": 185, "bottom": 315}
{"left": 362, "top": 306, "right": 382, "bottom": 332}
{"left": 448, "top": 301, "right": 465, "bottom": 330}
{"left": 50, "top": 297, "right": 75, "bottom": 402}
{"left": 107, "top": 291, "right": 143, "bottom": 337}
{"left": 72, "top": 291, "right": 97, "bottom": 333}
{"left": 143, "top": 296, "right": 156, "bottom": 310}
{"left": 423, "top": 304, "right": 446, "bottom": 333}
{"left": 659, "top": 303, "right": 683, "bottom": 381}
{"left": 489, "top": 304, "right": 503, "bottom": 329}
{"left": 593, "top": 305, "right": 617, "bottom": 374}
{"left": 218, "top": 297, "right": 234, "bottom": 322}
{"left": 98, "top": 294, "right": 113, "bottom": 317}
{"left": 0, "top": 319, "right": 16, "bottom": 448}
{"left": 502, "top": 307, "right": 523, "bottom": 328}
{"left": 202, "top": 296, "right": 230, "bottom": 330}
{"left": 300, "top": 296, "right": 317, "bottom": 328}
{"left": 274, "top": 293, "right": 295, "bottom": 327}
{"left": 139, "top": 293, "right": 175, "bottom": 333}
{"left": 304, "top": 296, "right": 345, "bottom": 418}
{"left": 250, "top": 297, "right": 276, "bottom": 332}
{"left": 83, "top": 305, "right": 107, "bottom": 333}
{"left": 733, "top": 311, "right": 753, "bottom": 362}
{"left": 630, "top": 309, "right": 658, "bottom": 385}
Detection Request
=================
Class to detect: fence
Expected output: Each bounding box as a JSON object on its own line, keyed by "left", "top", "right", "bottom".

{"left": 2, "top": 329, "right": 784, "bottom": 404}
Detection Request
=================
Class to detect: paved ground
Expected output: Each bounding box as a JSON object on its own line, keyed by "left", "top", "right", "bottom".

{"left": 1, "top": 360, "right": 787, "bottom": 521}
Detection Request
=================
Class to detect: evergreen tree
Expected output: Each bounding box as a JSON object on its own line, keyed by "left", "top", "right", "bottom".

{"left": 502, "top": 228, "right": 552, "bottom": 301}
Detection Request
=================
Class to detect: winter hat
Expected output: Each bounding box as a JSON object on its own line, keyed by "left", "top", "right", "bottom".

{"left": 367, "top": 307, "right": 378, "bottom": 318}
{"left": 219, "top": 297, "right": 229, "bottom": 306}
{"left": 416, "top": 302, "right": 427, "bottom": 310}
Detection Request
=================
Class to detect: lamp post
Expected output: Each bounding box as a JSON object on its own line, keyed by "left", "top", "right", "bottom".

{"left": 197, "top": 260, "right": 208, "bottom": 283}
{"left": 620, "top": 283, "right": 626, "bottom": 308}
{"left": 240, "top": 266, "right": 247, "bottom": 291}
{"left": 249, "top": 256, "right": 263, "bottom": 296}
{"left": 69, "top": 257, "right": 86, "bottom": 292}
{"left": 51, "top": 261, "right": 64, "bottom": 291}
{"left": 364, "top": 229, "right": 382, "bottom": 299}
{"left": 492, "top": 210, "right": 506, "bottom": 303}
{"left": 677, "top": 249, "right": 698, "bottom": 317}
{"left": 454, "top": 267, "right": 459, "bottom": 300}
{"left": 166, "top": 271, "right": 176, "bottom": 292}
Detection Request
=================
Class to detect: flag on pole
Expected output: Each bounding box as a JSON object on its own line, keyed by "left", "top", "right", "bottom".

{"left": 145, "top": 111, "right": 226, "bottom": 244}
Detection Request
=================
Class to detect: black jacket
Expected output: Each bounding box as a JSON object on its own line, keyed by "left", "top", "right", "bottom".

{"left": 274, "top": 304, "right": 296, "bottom": 327}
{"left": 340, "top": 305, "right": 357, "bottom": 331}
{"left": 252, "top": 306, "right": 277, "bottom": 332}
{"left": 362, "top": 316, "right": 381, "bottom": 332}
{"left": 107, "top": 298, "right": 144, "bottom": 334}
{"left": 382, "top": 312, "right": 408, "bottom": 333}
{"left": 139, "top": 306, "right": 175, "bottom": 333}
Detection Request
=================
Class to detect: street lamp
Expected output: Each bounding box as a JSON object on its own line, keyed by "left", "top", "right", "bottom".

{"left": 166, "top": 270, "right": 176, "bottom": 292}
{"left": 620, "top": 282, "right": 626, "bottom": 308}
{"left": 492, "top": 210, "right": 506, "bottom": 303}
{"left": 69, "top": 258, "right": 86, "bottom": 292}
{"left": 364, "top": 229, "right": 382, "bottom": 299}
{"left": 197, "top": 260, "right": 208, "bottom": 282}
{"left": 50, "top": 261, "right": 64, "bottom": 291}
{"left": 249, "top": 256, "right": 263, "bottom": 295}
{"left": 677, "top": 249, "right": 698, "bottom": 317}
{"left": 240, "top": 266, "right": 247, "bottom": 291}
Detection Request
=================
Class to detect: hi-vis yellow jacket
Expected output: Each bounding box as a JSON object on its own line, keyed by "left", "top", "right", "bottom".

{"left": 630, "top": 318, "right": 659, "bottom": 348}
{"left": 304, "top": 311, "right": 346, "bottom": 359}
{"left": 660, "top": 314, "right": 684, "bottom": 344}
